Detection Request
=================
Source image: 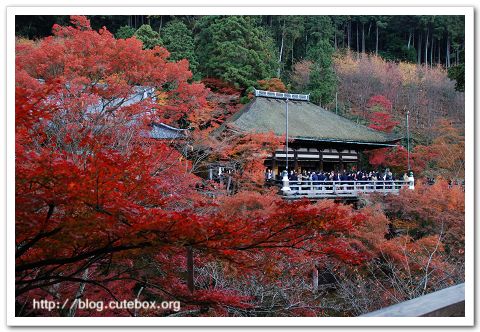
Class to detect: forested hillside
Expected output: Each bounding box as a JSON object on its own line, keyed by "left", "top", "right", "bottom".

{"left": 16, "top": 15, "right": 465, "bottom": 90}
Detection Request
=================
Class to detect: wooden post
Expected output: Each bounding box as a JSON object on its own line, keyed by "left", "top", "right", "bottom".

{"left": 294, "top": 149, "right": 299, "bottom": 171}
{"left": 226, "top": 176, "right": 232, "bottom": 194}
{"left": 272, "top": 157, "right": 278, "bottom": 179}
{"left": 319, "top": 150, "right": 324, "bottom": 171}
{"left": 187, "top": 246, "right": 194, "bottom": 293}
{"left": 312, "top": 266, "right": 319, "bottom": 293}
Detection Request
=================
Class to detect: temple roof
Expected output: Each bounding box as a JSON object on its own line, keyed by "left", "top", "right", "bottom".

{"left": 143, "top": 123, "right": 187, "bottom": 140}
{"left": 215, "top": 97, "right": 401, "bottom": 147}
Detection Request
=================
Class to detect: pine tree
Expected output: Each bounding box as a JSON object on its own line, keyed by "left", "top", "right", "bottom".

{"left": 306, "top": 39, "right": 337, "bottom": 106}
{"left": 161, "top": 20, "right": 199, "bottom": 75}
{"left": 134, "top": 24, "right": 162, "bottom": 49}
{"left": 115, "top": 25, "right": 136, "bottom": 39}
{"left": 195, "top": 16, "right": 277, "bottom": 88}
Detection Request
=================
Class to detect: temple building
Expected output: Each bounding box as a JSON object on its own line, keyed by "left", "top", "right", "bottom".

{"left": 215, "top": 89, "right": 401, "bottom": 178}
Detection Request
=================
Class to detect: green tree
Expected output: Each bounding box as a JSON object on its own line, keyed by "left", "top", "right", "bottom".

{"left": 115, "top": 25, "right": 135, "bottom": 39}
{"left": 448, "top": 63, "right": 465, "bottom": 92}
{"left": 331, "top": 16, "right": 348, "bottom": 50}
{"left": 374, "top": 16, "right": 390, "bottom": 55}
{"left": 161, "top": 20, "right": 199, "bottom": 74}
{"left": 304, "top": 16, "right": 335, "bottom": 51}
{"left": 306, "top": 39, "right": 337, "bottom": 106}
{"left": 134, "top": 24, "right": 162, "bottom": 49}
{"left": 195, "top": 16, "right": 277, "bottom": 87}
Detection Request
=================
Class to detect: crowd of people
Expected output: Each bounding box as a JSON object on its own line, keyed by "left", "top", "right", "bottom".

{"left": 265, "top": 168, "right": 409, "bottom": 189}
{"left": 265, "top": 168, "right": 410, "bottom": 185}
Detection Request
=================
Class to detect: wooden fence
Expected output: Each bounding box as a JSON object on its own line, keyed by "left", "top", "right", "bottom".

{"left": 360, "top": 283, "right": 465, "bottom": 317}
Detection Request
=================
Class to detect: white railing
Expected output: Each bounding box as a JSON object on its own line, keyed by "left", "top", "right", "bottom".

{"left": 275, "top": 180, "right": 410, "bottom": 198}
{"left": 254, "top": 89, "right": 310, "bottom": 101}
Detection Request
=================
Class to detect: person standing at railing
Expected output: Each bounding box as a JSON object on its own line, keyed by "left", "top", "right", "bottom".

{"left": 370, "top": 172, "right": 378, "bottom": 190}
{"left": 297, "top": 171, "right": 303, "bottom": 191}
{"left": 385, "top": 168, "right": 393, "bottom": 189}
{"left": 311, "top": 171, "right": 318, "bottom": 190}
{"left": 339, "top": 171, "right": 346, "bottom": 191}
{"left": 317, "top": 171, "right": 325, "bottom": 191}
{"left": 403, "top": 172, "right": 409, "bottom": 184}
{"left": 290, "top": 170, "right": 298, "bottom": 190}
{"left": 265, "top": 168, "right": 273, "bottom": 182}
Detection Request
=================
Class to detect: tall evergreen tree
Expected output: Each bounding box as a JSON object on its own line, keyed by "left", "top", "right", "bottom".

{"left": 134, "top": 24, "right": 162, "bottom": 49}
{"left": 115, "top": 25, "right": 136, "bottom": 39}
{"left": 161, "top": 20, "right": 199, "bottom": 74}
{"left": 194, "top": 16, "right": 277, "bottom": 87}
{"left": 305, "top": 39, "right": 337, "bottom": 106}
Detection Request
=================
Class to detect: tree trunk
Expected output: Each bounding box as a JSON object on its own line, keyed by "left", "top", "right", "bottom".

{"left": 438, "top": 38, "right": 441, "bottom": 65}
{"left": 334, "top": 32, "right": 337, "bottom": 50}
{"left": 67, "top": 269, "right": 89, "bottom": 317}
{"left": 187, "top": 246, "right": 194, "bottom": 293}
{"left": 312, "top": 267, "right": 319, "bottom": 293}
{"left": 425, "top": 29, "right": 429, "bottom": 68}
{"left": 356, "top": 22, "right": 359, "bottom": 59}
{"left": 446, "top": 36, "right": 451, "bottom": 67}
{"left": 133, "top": 286, "right": 144, "bottom": 317}
{"left": 375, "top": 23, "right": 379, "bottom": 55}
{"left": 407, "top": 30, "right": 412, "bottom": 49}
{"left": 347, "top": 20, "right": 351, "bottom": 50}
{"left": 417, "top": 32, "right": 422, "bottom": 64}
{"left": 291, "top": 39, "right": 294, "bottom": 67}
{"left": 277, "top": 21, "right": 285, "bottom": 77}
{"left": 430, "top": 36, "right": 434, "bottom": 67}
{"left": 362, "top": 23, "right": 365, "bottom": 54}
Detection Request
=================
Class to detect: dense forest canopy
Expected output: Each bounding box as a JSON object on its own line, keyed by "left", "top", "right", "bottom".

{"left": 16, "top": 15, "right": 465, "bottom": 88}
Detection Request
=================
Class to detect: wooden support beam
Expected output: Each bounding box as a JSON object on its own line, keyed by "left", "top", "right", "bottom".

{"left": 186, "top": 246, "right": 194, "bottom": 293}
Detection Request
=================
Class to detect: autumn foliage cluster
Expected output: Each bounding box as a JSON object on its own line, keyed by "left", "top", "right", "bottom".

{"left": 333, "top": 53, "right": 464, "bottom": 134}
{"left": 14, "top": 17, "right": 464, "bottom": 317}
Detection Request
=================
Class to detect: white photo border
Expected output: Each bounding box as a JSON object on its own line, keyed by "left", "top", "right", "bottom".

{"left": 5, "top": 3, "right": 474, "bottom": 327}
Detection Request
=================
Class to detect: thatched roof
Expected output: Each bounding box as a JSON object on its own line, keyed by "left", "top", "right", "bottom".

{"left": 215, "top": 97, "right": 401, "bottom": 147}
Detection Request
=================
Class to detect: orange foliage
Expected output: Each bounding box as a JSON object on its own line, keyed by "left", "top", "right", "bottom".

{"left": 257, "top": 78, "right": 287, "bottom": 92}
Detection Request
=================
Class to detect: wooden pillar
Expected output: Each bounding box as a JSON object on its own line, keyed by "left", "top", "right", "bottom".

{"left": 319, "top": 150, "right": 324, "bottom": 171}
{"left": 272, "top": 156, "right": 278, "bottom": 178}
{"left": 294, "top": 149, "right": 299, "bottom": 172}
